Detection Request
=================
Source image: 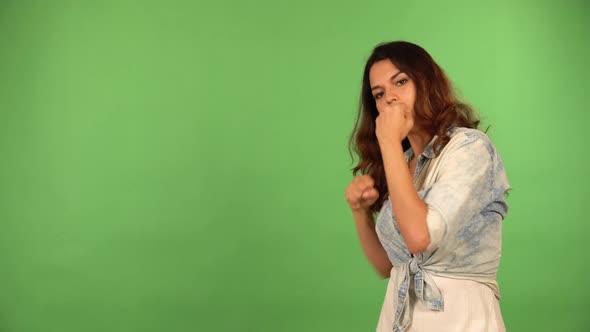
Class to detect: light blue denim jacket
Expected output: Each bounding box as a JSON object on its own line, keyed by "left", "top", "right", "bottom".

{"left": 375, "top": 127, "right": 510, "bottom": 332}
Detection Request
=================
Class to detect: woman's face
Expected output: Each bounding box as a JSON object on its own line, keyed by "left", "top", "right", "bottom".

{"left": 369, "top": 59, "right": 417, "bottom": 117}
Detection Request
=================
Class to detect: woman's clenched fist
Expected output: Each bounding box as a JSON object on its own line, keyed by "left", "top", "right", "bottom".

{"left": 345, "top": 175, "right": 380, "bottom": 212}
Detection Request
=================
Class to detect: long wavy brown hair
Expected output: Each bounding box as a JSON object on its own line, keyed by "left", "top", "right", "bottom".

{"left": 348, "top": 41, "right": 481, "bottom": 215}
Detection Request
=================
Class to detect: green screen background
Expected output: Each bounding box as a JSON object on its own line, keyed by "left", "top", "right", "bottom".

{"left": 1, "top": 0, "right": 588, "bottom": 331}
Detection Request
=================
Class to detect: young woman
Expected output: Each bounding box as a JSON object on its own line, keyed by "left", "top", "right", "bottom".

{"left": 345, "top": 41, "right": 510, "bottom": 332}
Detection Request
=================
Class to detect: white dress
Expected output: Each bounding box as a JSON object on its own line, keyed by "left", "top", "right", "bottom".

{"left": 376, "top": 266, "right": 506, "bottom": 332}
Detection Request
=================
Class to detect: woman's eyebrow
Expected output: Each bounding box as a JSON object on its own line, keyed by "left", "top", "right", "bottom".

{"left": 371, "top": 71, "right": 402, "bottom": 91}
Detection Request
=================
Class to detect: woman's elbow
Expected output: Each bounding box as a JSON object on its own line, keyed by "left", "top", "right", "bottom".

{"left": 407, "top": 235, "right": 431, "bottom": 255}
{"left": 377, "top": 269, "right": 390, "bottom": 279}
{"left": 376, "top": 263, "right": 393, "bottom": 279}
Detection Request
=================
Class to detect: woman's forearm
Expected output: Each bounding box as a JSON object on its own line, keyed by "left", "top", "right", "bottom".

{"left": 380, "top": 143, "right": 430, "bottom": 254}
{"left": 351, "top": 208, "right": 393, "bottom": 279}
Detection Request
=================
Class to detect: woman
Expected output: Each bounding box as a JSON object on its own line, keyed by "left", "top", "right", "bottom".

{"left": 345, "top": 41, "right": 510, "bottom": 332}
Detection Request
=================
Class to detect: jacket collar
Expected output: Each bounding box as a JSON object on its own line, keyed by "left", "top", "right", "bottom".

{"left": 403, "top": 134, "right": 438, "bottom": 161}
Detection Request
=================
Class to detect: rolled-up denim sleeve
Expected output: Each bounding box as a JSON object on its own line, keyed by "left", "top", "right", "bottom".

{"left": 420, "top": 137, "right": 496, "bottom": 252}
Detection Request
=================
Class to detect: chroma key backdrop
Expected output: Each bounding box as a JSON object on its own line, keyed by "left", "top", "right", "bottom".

{"left": 0, "top": 0, "right": 588, "bottom": 331}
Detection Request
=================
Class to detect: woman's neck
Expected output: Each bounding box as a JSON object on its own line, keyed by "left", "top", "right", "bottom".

{"left": 407, "top": 129, "right": 433, "bottom": 159}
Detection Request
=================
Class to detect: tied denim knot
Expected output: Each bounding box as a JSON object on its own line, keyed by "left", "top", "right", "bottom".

{"left": 409, "top": 257, "right": 420, "bottom": 274}
{"left": 392, "top": 256, "right": 444, "bottom": 332}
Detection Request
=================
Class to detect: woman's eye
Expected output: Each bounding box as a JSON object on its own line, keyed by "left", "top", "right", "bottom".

{"left": 396, "top": 79, "right": 408, "bottom": 86}
{"left": 373, "top": 92, "right": 383, "bottom": 100}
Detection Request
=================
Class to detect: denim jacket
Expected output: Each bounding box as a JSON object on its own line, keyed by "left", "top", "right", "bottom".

{"left": 375, "top": 127, "right": 510, "bottom": 332}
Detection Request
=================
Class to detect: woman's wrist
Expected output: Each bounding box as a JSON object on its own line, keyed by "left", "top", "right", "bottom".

{"left": 351, "top": 207, "right": 374, "bottom": 223}
{"left": 379, "top": 141, "right": 405, "bottom": 160}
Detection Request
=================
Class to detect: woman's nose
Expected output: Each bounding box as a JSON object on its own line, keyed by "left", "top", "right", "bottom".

{"left": 386, "top": 91, "right": 398, "bottom": 103}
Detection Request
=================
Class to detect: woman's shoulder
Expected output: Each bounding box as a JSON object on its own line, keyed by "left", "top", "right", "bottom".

{"left": 443, "top": 127, "right": 510, "bottom": 195}
{"left": 445, "top": 127, "right": 496, "bottom": 156}
{"left": 448, "top": 127, "right": 491, "bottom": 144}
